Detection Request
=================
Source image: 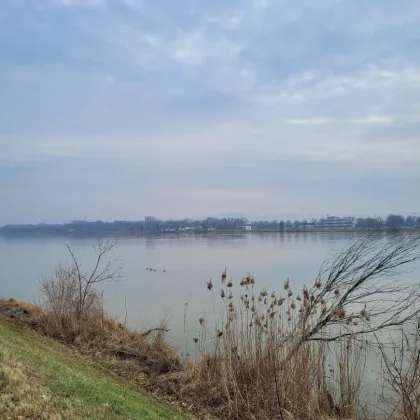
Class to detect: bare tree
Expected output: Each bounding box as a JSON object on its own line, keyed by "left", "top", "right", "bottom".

{"left": 281, "top": 231, "right": 420, "bottom": 357}
{"left": 62, "top": 238, "right": 123, "bottom": 315}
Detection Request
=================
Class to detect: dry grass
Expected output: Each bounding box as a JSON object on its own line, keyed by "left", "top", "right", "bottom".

{"left": 154, "top": 271, "right": 367, "bottom": 420}
{"left": 0, "top": 298, "right": 41, "bottom": 314}
{"left": 0, "top": 353, "right": 62, "bottom": 420}
{"left": 32, "top": 300, "right": 181, "bottom": 376}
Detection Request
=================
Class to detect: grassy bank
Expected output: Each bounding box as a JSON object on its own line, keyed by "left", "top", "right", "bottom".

{"left": 0, "top": 317, "right": 186, "bottom": 420}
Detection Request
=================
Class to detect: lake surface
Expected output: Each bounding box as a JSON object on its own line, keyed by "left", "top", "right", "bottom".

{"left": 1, "top": 233, "right": 418, "bottom": 347}
{"left": 0, "top": 233, "right": 354, "bottom": 338}
{"left": 1, "top": 232, "right": 419, "bottom": 415}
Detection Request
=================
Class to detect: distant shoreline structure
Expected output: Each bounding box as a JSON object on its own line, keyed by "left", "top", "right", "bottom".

{"left": 0, "top": 214, "right": 418, "bottom": 238}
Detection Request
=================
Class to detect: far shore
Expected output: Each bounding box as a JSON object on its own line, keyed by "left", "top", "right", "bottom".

{"left": 1, "top": 226, "right": 418, "bottom": 239}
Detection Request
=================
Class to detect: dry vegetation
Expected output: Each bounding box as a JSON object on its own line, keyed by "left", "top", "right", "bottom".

{"left": 32, "top": 239, "right": 181, "bottom": 375}
{"left": 376, "top": 323, "right": 420, "bottom": 420}
{"left": 0, "top": 298, "right": 41, "bottom": 314}
{"left": 158, "top": 274, "right": 367, "bottom": 420}
{"left": 159, "top": 232, "right": 420, "bottom": 420}
{"left": 2, "top": 232, "right": 420, "bottom": 420}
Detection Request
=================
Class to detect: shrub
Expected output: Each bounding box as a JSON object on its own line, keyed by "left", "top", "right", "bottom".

{"left": 35, "top": 239, "right": 180, "bottom": 374}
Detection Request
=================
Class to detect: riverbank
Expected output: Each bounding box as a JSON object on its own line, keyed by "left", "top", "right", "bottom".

{"left": 1, "top": 296, "right": 346, "bottom": 420}
{"left": 0, "top": 313, "right": 187, "bottom": 420}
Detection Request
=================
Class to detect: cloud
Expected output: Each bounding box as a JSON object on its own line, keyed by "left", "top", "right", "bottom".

{"left": 365, "top": 121, "right": 420, "bottom": 141}
{"left": 49, "top": 0, "right": 106, "bottom": 8}
{"left": 205, "top": 13, "right": 243, "bottom": 31}
{"left": 1, "top": 0, "right": 420, "bottom": 223}
{"left": 171, "top": 29, "right": 243, "bottom": 68}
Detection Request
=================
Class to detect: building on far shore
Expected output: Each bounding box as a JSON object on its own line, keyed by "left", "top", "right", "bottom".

{"left": 317, "top": 216, "right": 355, "bottom": 229}
{"left": 237, "top": 225, "right": 252, "bottom": 231}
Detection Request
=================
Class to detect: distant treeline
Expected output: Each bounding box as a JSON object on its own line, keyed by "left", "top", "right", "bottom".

{"left": 0, "top": 214, "right": 419, "bottom": 237}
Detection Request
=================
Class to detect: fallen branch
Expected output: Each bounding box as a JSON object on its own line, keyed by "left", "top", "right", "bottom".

{"left": 142, "top": 327, "right": 170, "bottom": 337}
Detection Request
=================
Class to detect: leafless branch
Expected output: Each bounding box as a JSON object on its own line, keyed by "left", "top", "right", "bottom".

{"left": 142, "top": 327, "right": 170, "bottom": 337}
{"left": 282, "top": 230, "right": 420, "bottom": 357}
{"left": 55, "top": 238, "right": 123, "bottom": 316}
{"left": 375, "top": 323, "right": 420, "bottom": 419}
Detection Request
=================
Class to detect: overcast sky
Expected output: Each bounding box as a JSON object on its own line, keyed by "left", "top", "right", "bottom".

{"left": 1, "top": 0, "right": 419, "bottom": 224}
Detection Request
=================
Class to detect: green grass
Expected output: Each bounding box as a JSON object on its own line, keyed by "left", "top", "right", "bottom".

{"left": 0, "top": 318, "right": 186, "bottom": 420}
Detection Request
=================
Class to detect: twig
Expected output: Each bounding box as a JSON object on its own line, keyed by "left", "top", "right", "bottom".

{"left": 142, "top": 327, "right": 170, "bottom": 337}
{"left": 124, "top": 297, "right": 128, "bottom": 327}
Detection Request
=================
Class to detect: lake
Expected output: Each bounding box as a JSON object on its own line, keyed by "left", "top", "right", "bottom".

{"left": 1, "top": 232, "right": 419, "bottom": 415}
{"left": 1, "top": 232, "right": 418, "bottom": 347}
{"left": 0, "top": 233, "right": 354, "bottom": 339}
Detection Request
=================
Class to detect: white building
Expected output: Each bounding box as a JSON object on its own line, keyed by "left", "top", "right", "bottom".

{"left": 317, "top": 216, "right": 355, "bottom": 229}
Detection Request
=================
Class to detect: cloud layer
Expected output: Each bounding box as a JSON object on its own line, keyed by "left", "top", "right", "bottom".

{"left": 1, "top": 0, "right": 420, "bottom": 223}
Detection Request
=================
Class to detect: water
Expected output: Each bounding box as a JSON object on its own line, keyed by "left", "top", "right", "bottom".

{"left": 0, "top": 233, "right": 353, "bottom": 341}
{"left": 1, "top": 233, "right": 418, "bottom": 342}
{"left": 1, "top": 232, "right": 419, "bottom": 415}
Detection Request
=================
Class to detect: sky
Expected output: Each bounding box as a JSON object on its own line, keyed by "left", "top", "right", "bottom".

{"left": 1, "top": 0, "right": 420, "bottom": 224}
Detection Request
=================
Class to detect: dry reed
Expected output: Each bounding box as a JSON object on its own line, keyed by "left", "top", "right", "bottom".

{"left": 156, "top": 270, "right": 367, "bottom": 420}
